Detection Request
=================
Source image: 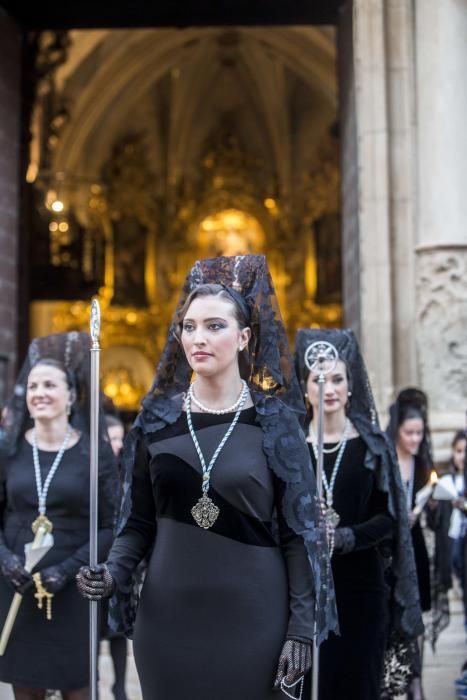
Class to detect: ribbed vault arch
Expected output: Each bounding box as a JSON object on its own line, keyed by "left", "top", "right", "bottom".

{"left": 51, "top": 26, "right": 336, "bottom": 190}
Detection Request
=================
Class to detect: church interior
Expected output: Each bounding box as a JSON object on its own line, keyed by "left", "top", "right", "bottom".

{"left": 26, "top": 26, "right": 343, "bottom": 415}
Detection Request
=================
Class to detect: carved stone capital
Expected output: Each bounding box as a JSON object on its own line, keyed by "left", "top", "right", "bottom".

{"left": 416, "top": 245, "right": 467, "bottom": 411}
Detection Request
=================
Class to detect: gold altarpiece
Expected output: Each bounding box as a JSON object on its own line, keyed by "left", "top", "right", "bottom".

{"left": 31, "top": 127, "right": 341, "bottom": 412}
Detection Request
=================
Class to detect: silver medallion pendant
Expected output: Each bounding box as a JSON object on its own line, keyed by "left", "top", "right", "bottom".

{"left": 326, "top": 507, "right": 340, "bottom": 529}
{"left": 191, "top": 494, "right": 220, "bottom": 529}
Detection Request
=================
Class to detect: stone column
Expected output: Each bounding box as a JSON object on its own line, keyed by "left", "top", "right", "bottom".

{"left": 352, "top": 0, "right": 395, "bottom": 413}
{"left": 384, "top": 0, "right": 418, "bottom": 391}
{"left": 415, "top": 0, "right": 467, "bottom": 459}
{"left": 0, "top": 10, "right": 20, "bottom": 400}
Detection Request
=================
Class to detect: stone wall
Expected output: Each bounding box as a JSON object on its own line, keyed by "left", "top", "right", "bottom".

{"left": 414, "top": 0, "right": 467, "bottom": 460}
{"left": 416, "top": 245, "right": 467, "bottom": 458}
{"left": 0, "top": 11, "right": 20, "bottom": 402}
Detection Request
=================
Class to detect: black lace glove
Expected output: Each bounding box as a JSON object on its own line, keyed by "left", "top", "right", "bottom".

{"left": 76, "top": 563, "right": 115, "bottom": 601}
{"left": 274, "top": 638, "right": 312, "bottom": 691}
{"left": 334, "top": 527, "right": 356, "bottom": 554}
{"left": 40, "top": 565, "right": 69, "bottom": 594}
{"left": 0, "top": 549, "right": 33, "bottom": 594}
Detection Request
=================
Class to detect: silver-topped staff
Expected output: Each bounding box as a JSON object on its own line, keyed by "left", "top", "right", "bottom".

{"left": 89, "top": 298, "right": 101, "bottom": 700}
{"left": 304, "top": 341, "right": 338, "bottom": 700}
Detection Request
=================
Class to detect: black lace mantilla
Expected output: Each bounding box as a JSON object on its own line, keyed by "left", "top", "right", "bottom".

{"left": 295, "top": 328, "right": 424, "bottom": 644}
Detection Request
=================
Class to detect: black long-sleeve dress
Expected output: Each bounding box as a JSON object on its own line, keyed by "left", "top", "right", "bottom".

{"left": 107, "top": 407, "right": 315, "bottom": 700}
{"left": 0, "top": 436, "right": 116, "bottom": 689}
{"left": 308, "top": 436, "right": 394, "bottom": 700}
{"left": 407, "top": 456, "right": 432, "bottom": 612}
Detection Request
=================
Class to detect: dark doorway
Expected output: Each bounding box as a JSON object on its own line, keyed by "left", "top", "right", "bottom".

{"left": 1, "top": 1, "right": 343, "bottom": 30}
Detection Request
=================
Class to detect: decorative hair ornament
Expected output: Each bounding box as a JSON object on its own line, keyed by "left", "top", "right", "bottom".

{"left": 220, "top": 283, "right": 252, "bottom": 323}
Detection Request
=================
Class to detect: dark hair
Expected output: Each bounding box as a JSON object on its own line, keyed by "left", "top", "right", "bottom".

{"left": 177, "top": 283, "right": 252, "bottom": 380}
{"left": 386, "top": 388, "right": 433, "bottom": 473}
{"left": 29, "top": 358, "right": 75, "bottom": 391}
{"left": 105, "top": 414, "right": 124, "bottom": 430}
{"left": 395, "top": 404, "right": 425, "bottom": 427}
{"left": 452, "top": 429, "right": 467, "bottom": 449}
{"left": 178, "top": 283, "right": 249, "bottom": 330}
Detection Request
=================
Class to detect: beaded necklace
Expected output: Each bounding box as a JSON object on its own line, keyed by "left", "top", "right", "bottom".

{"left": 31, "top": 424, "right": 73, "bottom": 534}
{"left": 308, "top": 419, "right": 350, "bottom": 529}
{"left": 189, "top": 380, "right": 247, "bottom": 415}
{"left": 186, "top": 384, "right": 248, "bottom": 529}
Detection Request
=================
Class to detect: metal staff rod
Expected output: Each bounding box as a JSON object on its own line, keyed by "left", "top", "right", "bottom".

{"left": 89, "top": 298, "right": 101, "bottom": 700}
{"left": 304, "top": 341, "right": 338, "bottom": 700}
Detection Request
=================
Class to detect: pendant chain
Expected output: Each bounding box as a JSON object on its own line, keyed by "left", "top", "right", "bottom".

{"left": 309, "top": 419, "right": 350, "bottom": 509}
{"left": 186, "top": 384, "right": 248, "bottom": 496}
{"left": 186, "top": 384, "right": 248, "bottom": 529}
{"left": 32, "top": 424, "right": 73, "bottom": 516}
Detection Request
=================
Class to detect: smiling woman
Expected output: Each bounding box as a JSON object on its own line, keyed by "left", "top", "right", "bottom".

{"left": 26, "top": 360, "right": 77, "bottom": 433}
{"left": 0, "top": 332, "right": 117, "bottom": 700}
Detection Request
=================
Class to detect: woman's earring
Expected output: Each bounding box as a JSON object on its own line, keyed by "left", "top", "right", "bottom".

{"left": 348, "top": 391, "right": 352, "bottom": 397}
{"left": 66, "top": 403, "right": 71, "bottom": 416}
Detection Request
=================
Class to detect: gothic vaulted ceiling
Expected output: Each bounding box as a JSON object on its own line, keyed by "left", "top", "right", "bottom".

{"left": 39, "top": 27, "right": 336, "bottom": 201}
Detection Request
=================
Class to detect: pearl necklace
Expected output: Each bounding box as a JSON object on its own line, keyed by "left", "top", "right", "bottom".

{"left": 186, "top": 382, "right": 248, "bottom": 529}
{"left": 31, "top": 424, "right": 73, "bottom": 534}
{"left": 189, "top": 379, "right": 247, "bottom": 415}
{"left": 308, "top": 420, "right": 349, "bottom": 454}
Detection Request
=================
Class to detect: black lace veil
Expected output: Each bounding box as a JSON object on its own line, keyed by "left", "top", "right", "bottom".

{"left": 295, "top": 328, "right": 424, "bottom": 641}
{"left": 0, "top": 331, "right": 114, "bottom": 474}
{"left": 141, "top": 254, "right": 305, "bottom": 413}
{"left": 111, "top": 255, "right": 338, "bottom": 642}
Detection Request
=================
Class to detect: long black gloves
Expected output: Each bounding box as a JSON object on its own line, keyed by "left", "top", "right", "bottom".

{"left": 274, "top": 638, "right": 312, "bottom": 694}
{"left": 76, "top": 563, "right": 115, "bottom": 600}
{"left": 0, "top": 541, "right": 33, "bottom": 594}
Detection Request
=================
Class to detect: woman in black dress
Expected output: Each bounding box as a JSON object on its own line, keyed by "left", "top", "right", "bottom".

{"left": 295, "top": 329, "right": 423, "bottom": 700}
{"left": 77, "top": 254, "right": 338, "bottom": 700}
{"left": 387, "top": 390, "right": 433, "bottom": 614}
{"left": 0, "top": 331, "right": 117, "bottom": 700}
{"left": 103, "top": 413, "right": 130, "bottom": 700}
{"left": 387, "top": 388, "right": 451, "bottom": 700}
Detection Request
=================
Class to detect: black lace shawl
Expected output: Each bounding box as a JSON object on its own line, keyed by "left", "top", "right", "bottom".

{"left": 108, "top": 254, "right": 338, "bottom": 643}
{"left": 295, "top": 328, "right": 424, "bottom": 641}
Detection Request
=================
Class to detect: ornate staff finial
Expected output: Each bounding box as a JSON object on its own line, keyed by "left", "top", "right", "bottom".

{"left": 88, "top": 295, "right": 101, "bottom": 700}
{"left": 304, "top": 340, "right": 338, "bottom": 375}
{"left": 90, "top": 298, "right": 101, "bottom": 349}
